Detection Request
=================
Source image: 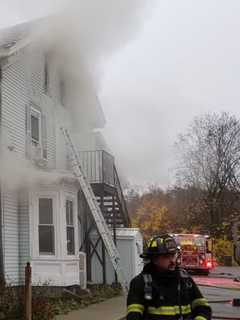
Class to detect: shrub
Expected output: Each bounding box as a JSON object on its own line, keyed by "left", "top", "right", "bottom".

{"left": 213, "top": 238, "right": 233, "bottom": 265}
{"left": 0, "top": 282, "right": 122, "bottom": 319}
{"left": 0, "top": 283, "right": 22, "bottom": 319}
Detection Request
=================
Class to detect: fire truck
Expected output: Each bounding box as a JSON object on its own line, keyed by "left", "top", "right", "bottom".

{"left": 173, "top": 233, "right": 215, "bottom": 275}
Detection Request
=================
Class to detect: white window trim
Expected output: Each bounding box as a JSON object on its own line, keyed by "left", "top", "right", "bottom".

{"left": 31, "top": 191, "right": 58, "bottom": 260}
{"left": 30, "top": 106, "right": 42, "bottom": 147}
{"left": 64, "top": 193, "right": 78, "bottom": 258}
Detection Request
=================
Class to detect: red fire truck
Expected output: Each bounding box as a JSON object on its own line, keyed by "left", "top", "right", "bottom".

{"left": 173, "top": 233, "right": 215, "bottom": 275}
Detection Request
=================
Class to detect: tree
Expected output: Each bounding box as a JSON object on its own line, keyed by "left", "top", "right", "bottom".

{"left": 131, "top": 200, "right": 173, "bottom": 239}
{"left": 175, "top": 112, "right": 240, "bottom": 235}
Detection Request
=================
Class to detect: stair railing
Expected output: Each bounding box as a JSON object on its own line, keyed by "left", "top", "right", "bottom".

{"left": 113, "top": 165, "right": 130, "bottom": 227}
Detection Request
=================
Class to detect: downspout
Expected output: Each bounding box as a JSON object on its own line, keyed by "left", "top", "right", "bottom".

{"left": 0, "top": 65, "right": 4, "bottom": 285}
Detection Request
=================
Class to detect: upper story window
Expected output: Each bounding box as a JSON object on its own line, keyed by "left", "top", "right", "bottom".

{"left": 30, "top": 108, "right": 41, "bottom": 146}
{"left": 25, "top": 104, "right": 47, "bottom": 161}
{"left": 66, "top": 199, "right": 75, "bottom": 255}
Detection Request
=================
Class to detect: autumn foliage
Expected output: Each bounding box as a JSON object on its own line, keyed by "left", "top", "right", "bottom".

{"left": 126, "top": 186, "right": 239, "bottom": 240}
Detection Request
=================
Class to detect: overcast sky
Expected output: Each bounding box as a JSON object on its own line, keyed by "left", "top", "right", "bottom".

{"left": 2, "top": 1, "right": 240, "bottom": 188}
{"left": 100, "top": 1, "right": 240, "bottom": 188}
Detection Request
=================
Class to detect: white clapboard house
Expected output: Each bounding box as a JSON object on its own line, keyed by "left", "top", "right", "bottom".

{"left": 0, "top": 20, "right": 131, "bottom": 288}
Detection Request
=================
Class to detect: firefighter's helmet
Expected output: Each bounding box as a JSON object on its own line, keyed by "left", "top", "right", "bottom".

{"left": 140, "top": 234, "right": 178, "bottom": 258}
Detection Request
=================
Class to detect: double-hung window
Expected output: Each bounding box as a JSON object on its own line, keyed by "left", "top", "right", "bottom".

{"left": 38, "top": 198, "right": 55, "bottom": 255}
{"left": 66, "top": 200, "right": 75, "bottom": 255}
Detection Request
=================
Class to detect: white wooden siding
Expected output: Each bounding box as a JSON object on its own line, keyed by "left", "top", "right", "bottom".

{"left": 29, "top": 46, "right": 44, "bottom": 96}
{"left": 0, "top": 40, "right": 90, "bottom": 286}
{"left": 2, "top": 49, "right": 28, "bottom": 156}
{"left": 18, "top": 190, "right": 30, "bottom": 284}
{"left": 1, "top": 46, "right": 57, "bottom": 284}
{"left": 1, "top": 50, "right": 29, "bottom": 284}
{"left": 2, "top": 189, "right": 19, "bottom": 284}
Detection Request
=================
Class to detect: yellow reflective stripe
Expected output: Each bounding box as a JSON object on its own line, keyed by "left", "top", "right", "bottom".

{"left": 150, "top": 240, "right": 158, "bottom": 247}
{"left": 127, "top": 304, "right": 144, "bottom": 314}
{"left": 194, "top": 316, "right": 208, "bottom": 320}
{"left": 192, "top": 298, "right": 209, "bottom": 309}
{"left": 148, "top": 304, "right": 191, "bottom": 315}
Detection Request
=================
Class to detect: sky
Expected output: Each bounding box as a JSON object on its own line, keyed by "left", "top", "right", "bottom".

{"left": 100, "top": 0, "right": 240, "bottom": 188}
{"left": 2, "top": 1, "right": 240, "bottom": 189}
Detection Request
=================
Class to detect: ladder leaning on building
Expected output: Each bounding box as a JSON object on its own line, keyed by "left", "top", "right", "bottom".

{"left": 61, "top": 127, "right": 129, "bottom": 293}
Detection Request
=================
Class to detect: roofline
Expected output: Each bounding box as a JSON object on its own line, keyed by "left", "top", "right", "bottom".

{"left": 0, "top": 17, "right": 48, "bottom": 59}
{"left": 0, "top": 36, "right": 32, "bottom": 59}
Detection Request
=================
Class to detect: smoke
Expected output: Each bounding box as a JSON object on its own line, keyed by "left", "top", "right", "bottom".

{"left": 17, "top": 0, "right": 155, "bottom": 88}
{"left": 40, "top": 0, "right": 155, "bottom": 124}
{"left": 0, "top": 149, "right": 73, "bottom": 191}
{"left": 0, "top": 1, "right": 155, "bottom": 187}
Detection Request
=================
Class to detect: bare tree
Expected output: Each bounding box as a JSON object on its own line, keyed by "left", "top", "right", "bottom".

{"left": 175, "top": 112, "right": 240, "bottom": 234}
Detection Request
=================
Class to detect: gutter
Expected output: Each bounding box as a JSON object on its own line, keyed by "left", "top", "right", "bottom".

{"left": 0, "top": 65, "right": 4, "bottom": 284}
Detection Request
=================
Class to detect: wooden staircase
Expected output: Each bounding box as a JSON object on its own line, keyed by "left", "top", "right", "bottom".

{"left": 78, "top": 150, "right": 130, "bottom": 284}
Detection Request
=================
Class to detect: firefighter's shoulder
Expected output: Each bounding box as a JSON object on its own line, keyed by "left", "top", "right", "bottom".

{"left": 129, "top": 272, "right": 145, "bottom": 287}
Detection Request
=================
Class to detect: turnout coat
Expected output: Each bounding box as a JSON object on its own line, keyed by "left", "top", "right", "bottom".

{"left": 127, "top": 263, "right": 212, "bottom": 320}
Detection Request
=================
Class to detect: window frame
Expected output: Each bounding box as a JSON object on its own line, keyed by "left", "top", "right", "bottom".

{"left": 66, "top": 199, "right": 75, "bottom": 256}
{"left": 64, "top": 194, "right": 78, "bottom": 257}
{"left": 31, "top": 192, "right": 58, "bottom": 259}
{"left": 38, "top": 198, "right": 55, "bottom": 256}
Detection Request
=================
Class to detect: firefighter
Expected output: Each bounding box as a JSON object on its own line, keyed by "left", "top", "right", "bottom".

{"left": 127, "top": 234, "right": 212, "bottom": 320}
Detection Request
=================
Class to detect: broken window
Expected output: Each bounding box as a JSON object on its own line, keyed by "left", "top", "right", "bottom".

{"left": 44, "top": 56, "right": 49, "bottom": 94}
{"left": 39, "top": 198, "right": 55, "bottom": 255}
{"left": 30, "top": 108, "right": 41, "bottom": 146}
{"left": 66, "top": 199, "right": 75, "bottom": 255}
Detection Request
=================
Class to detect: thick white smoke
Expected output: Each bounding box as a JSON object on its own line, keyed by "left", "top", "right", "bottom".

{"left": 0, "top": 1, "right": 155, "bottom": 187}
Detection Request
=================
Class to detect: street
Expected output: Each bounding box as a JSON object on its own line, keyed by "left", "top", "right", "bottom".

{"left": 193, "top": 267, "right": 240, "bottom": 319}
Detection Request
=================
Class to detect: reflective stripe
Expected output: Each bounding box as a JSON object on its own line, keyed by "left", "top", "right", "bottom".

{"left": 127, "top": 304, "right": 145, "bottom": 314}
{"left": 148, "top": 304, "right": 191, "bottom": 315}
{"left": 150, "top": 240, "right": 158, "bottom": 247}
{"left": 192, "top": 298, "right": 209, "bottom": 310}
{"left": 194, "top": 316, "right": 208, "bottom": 320}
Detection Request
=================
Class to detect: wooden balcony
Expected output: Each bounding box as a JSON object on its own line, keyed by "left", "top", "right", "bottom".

{"left": 79, "top": 150, "right": 115, "bottom": 186}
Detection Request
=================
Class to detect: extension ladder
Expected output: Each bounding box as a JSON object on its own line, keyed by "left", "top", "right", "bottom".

{"left": 61, "top": 127, "right": 128, "bottom": 293}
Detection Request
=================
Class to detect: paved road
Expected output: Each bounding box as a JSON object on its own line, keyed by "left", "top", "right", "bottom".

{"left": 57, "top": 266, "right": 240, "bottom": 320}
{"left": 194, "top": 267, "right": 240, "bottom": 319}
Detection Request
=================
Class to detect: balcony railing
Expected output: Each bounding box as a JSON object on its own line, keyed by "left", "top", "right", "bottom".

{"left": 79, "top": 150, "right": 115, "bottom": 186}
{"left": 78, "top": 149, "right": 130, "bottom": 227}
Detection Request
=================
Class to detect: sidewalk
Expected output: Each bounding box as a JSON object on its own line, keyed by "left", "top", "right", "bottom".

{"left": 56, "top": 295, "right": 126, "bottom": 320}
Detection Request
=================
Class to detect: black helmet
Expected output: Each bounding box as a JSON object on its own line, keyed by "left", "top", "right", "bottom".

{"left": 140, "top": 234, "right": 178, "bottom": 258}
